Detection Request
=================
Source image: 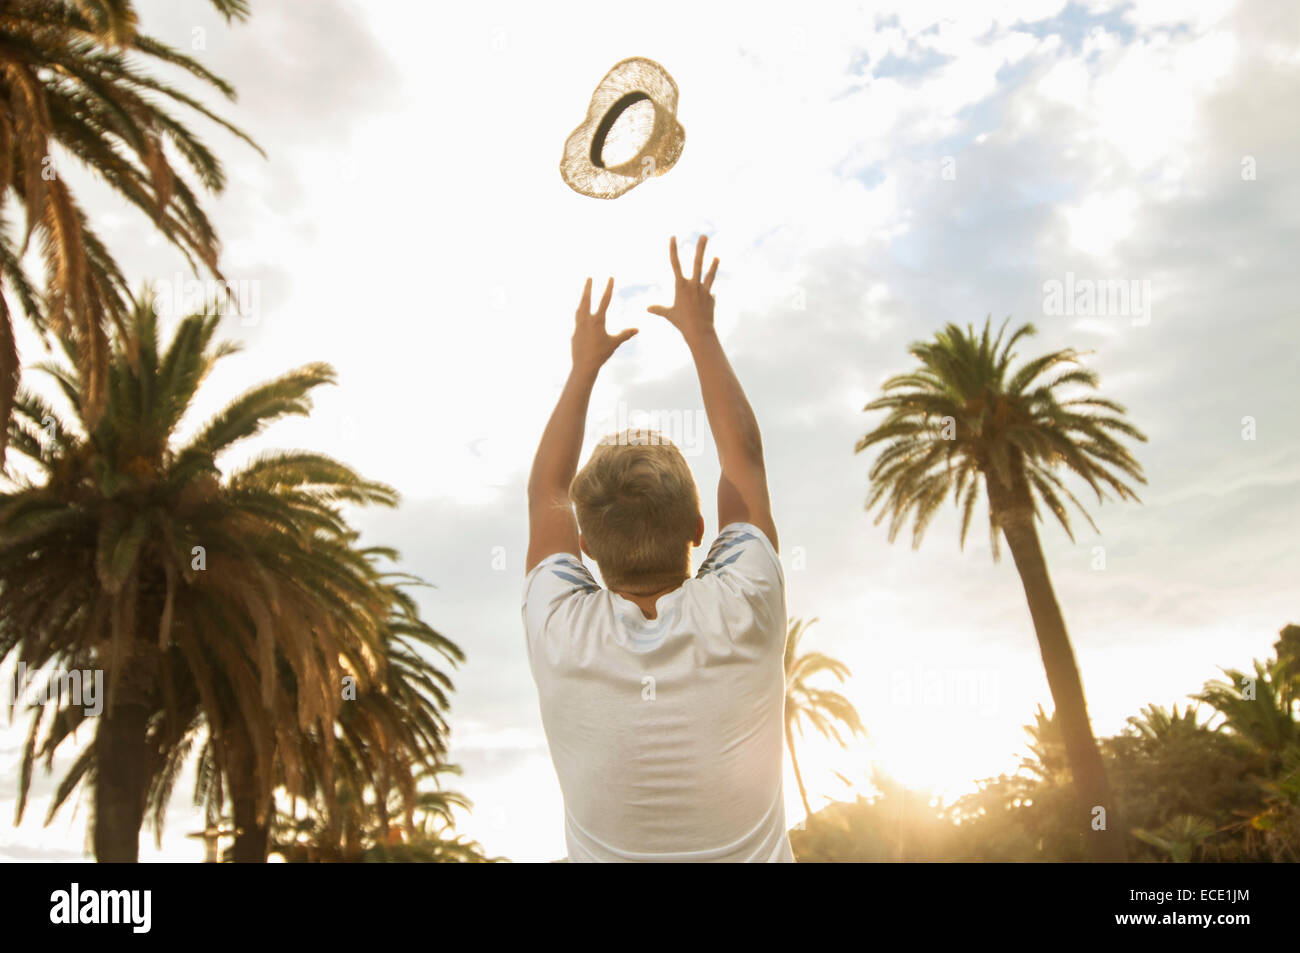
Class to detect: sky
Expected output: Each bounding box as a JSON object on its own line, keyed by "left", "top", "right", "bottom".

{"left": 2, "top": 0, "right": 1298, "bottom": 862}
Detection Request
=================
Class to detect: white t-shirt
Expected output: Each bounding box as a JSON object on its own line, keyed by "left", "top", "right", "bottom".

{"left": 522, "top": 522, "right": 795, "bottom": 863}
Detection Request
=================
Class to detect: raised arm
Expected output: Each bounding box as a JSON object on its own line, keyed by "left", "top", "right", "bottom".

{"left": 526, "top": 277, "right": 638, "bottom": 574}
{"left": 647, "top": 235, "right": 778, "bottom": 551}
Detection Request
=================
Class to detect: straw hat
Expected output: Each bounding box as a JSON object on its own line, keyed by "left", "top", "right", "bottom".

{"left": 560, "top": 57, "right": 685, "bottom": 200}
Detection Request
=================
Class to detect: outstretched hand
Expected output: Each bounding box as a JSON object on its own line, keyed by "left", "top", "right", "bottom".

{"left": 572, "top": 277, "right": 638, "bottom": 376}
{"left": 647, "top": 235, "right": 719, "bottom": 342}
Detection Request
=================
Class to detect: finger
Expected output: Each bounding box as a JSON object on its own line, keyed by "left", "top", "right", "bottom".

{"left": 612, "top": 328, "right": 639, "bottom": 346}
{"left": 646, "top": 305, "right": 671, "bottom": 318}
{"left": 702, "top": 256, "right": 720, "bottom": 292}
{"left": 692, "top": 234, "right": 707, "bottom": 282}
{"left": 579, "top": 277, "right": 593, "bottom": 315}
{"left": 669, "top": 236, "right": 683, "bottom": 280}
{"left": 597, "top": 277, "right": 614, "bottom": 319}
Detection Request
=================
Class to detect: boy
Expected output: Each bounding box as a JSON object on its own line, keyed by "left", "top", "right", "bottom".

{"left": 523, "top": 235, "right": 793, "bottom": 862}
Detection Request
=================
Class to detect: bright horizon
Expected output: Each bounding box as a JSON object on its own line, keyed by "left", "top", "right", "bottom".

{"left": 3, "top": 0, "right": 1298, "bottom": 862}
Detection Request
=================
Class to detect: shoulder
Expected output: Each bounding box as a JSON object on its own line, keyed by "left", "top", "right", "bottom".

{"left": 522, "top": 552, "right": 601, "bottom": 635}
{"left": 696, "top": 522, "right": 783, "bottom": 583}
{"left": 525, "top": 552, "right": 600, "bottom": 596}
{"left": 689, "top": 522, "right": 786, "bottom": 647}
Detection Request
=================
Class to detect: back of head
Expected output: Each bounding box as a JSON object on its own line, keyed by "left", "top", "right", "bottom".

{"left": 569, "top": 429, "right": 700, "bottom": 593}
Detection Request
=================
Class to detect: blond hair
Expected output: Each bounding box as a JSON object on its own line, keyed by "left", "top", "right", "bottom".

{"left": 569, "top": 430, "right": 700, "bottom": 592}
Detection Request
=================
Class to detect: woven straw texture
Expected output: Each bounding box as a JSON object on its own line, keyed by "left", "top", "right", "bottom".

{"left": 560, "top": 57, "right": 685, "bottom": 200}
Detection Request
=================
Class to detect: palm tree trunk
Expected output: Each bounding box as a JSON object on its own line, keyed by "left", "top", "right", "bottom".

{"left": 988, "top": 472, "right": 1127, "bottom": 862}
{"left": 231, "top": 789, "right": 270, "bottom": 862}
{"left": 92, "top": 641, "right": 160, "bottom": 862}
{"left": 785, "top": 721, "right": 813, "bottom": 819}
{"left": 93, "top": 700, "right": 150, "bottom": 862}
{"left": 226, "top": 727, "right": 270, "bottom": 862}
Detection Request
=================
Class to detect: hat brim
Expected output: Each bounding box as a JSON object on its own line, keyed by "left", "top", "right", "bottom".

{"left": 560, "top": 58, "right": 685, "bottom": 200}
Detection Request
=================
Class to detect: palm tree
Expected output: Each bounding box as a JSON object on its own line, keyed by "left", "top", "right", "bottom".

{"left": 1018, "top": 704, "right": 1071, "bottom": 786}
{"left": 1195, "top": 651, "right": 1300, "bottom": 860}
{"left": 856, "top": 318, "right": 1147, "bottom": 861}
{"left": 184, "top": 573, "right": 465, "bottom": 862}
{"left": 1195, "top": 659, "right": 1297, "bottom": 773}
{"left": 3, "top": 293, "right": 398, "bottom": 860}
{"left": 1271, "top": 624, "right": 1300, "bottom": 717}
{"left": 1131, "top": 814, "right": 1217, "bottom": 863}
{"left": 0, "top": 0, "right": 260, "bottom": 458}
{"left": 784, "top": 617, "right": 866, "bottom": 819}
{"left": 1125, "top": 703, "right": 1209, "bottom": 745}
{"left": 270, "top": 765, "right": 499, "bottom": 863}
